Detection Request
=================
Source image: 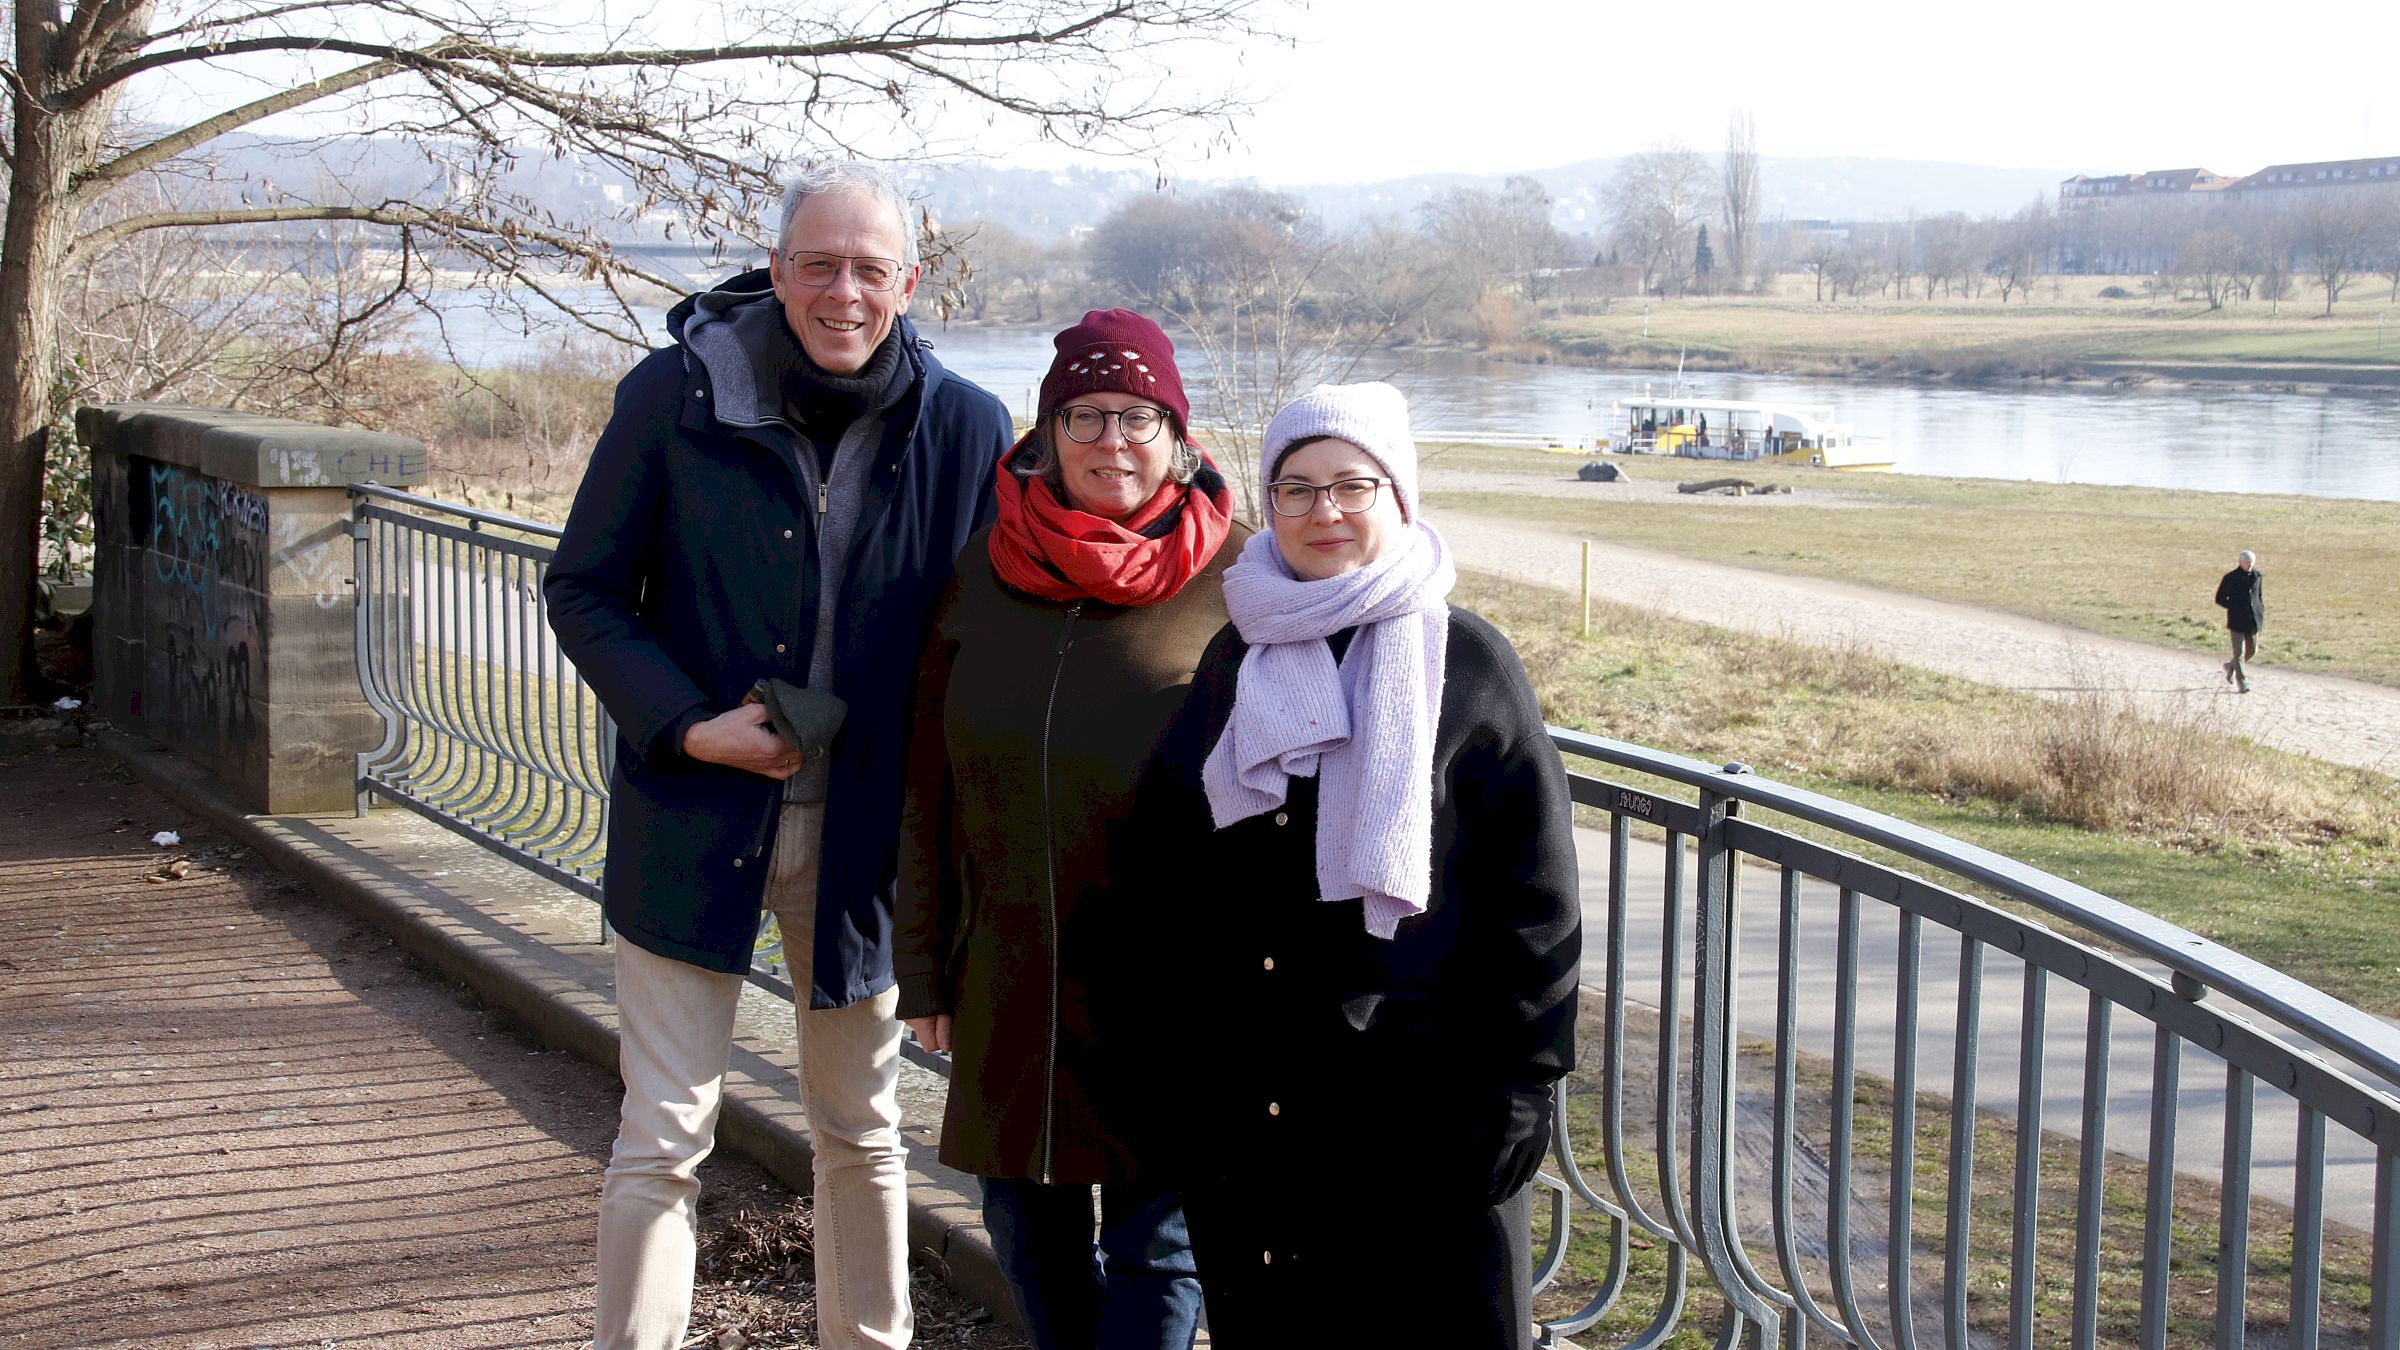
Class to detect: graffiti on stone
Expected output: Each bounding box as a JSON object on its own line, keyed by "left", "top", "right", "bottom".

{"left": 140, "top": 460, "right": 265, "bottom": 753}
{"left": 272, "top": 513, "right": 350, "bottom": 609}
{"left": 217, "top": 483, "right": 268, "bottom": 535}
{"left": 269, "top": 443, "right": 426, "bottom": 488}
{"left": 151, "top": 462, "right": 224, "bottom": 639}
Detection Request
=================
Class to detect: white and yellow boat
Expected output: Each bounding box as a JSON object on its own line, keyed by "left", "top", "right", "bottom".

{"left": 1603, "top": 395, "right": 1894, "bottom": 471}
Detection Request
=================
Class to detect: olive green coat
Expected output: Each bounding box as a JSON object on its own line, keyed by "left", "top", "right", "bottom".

{"left": 894, "top": 519, "right": 1248, "bottom": 1184}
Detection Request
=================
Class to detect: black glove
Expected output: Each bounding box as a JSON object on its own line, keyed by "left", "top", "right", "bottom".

{"left": 1486, "top": 1085, "right": 1555, "bottom": 1204}
{"left": 749, "top": 678, "right": 848, "bottom": 758}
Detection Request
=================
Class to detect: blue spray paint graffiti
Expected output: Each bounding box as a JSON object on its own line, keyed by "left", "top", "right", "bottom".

{"left": 150, "top": 463, "right": 222, "bottom": 638}
{"left": 141, "top": 462, "right": 265, "bottom": 750}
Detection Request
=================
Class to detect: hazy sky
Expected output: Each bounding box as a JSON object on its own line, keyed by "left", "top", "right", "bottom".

{"left": 1126, "top": 0, "right": 2399, "bottom": 184}
{"left": 133, "top": 0, "right": 2396, "bottom": 188}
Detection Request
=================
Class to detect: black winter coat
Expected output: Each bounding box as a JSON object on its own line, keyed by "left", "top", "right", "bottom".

{"left": 545, "top": 284, "right": 1010, "bottom": 1001}
{"left": 2216, "top": 566, "right": 2264, "bottom": 634}
{"left": 1119, "top": 607, "right": 1582, "bottom": 1207}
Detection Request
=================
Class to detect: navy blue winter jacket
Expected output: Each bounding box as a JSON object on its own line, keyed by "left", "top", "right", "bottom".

{"left": 545, "top": 275, "right": 1009, "bottom": 1004}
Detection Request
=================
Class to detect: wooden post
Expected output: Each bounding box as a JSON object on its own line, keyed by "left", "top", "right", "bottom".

{"left": 1580, "top": 540, "right": 1592, "bottom": 637}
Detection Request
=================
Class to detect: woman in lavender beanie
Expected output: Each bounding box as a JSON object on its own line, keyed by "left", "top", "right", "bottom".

{"left": 1116, "top": 382, "right": 1582, "bottom": 1347}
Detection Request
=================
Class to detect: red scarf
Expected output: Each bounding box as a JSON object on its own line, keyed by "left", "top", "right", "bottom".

{"left": 988, "top": 439, "right": 1235, "bottom": 607}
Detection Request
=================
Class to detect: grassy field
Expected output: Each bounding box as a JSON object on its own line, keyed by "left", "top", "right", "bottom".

{"left": 1427, "top": 446, "right": 2400, "bottom": 688}
{"left": 1457, "top": 572, "right": 2400, "bottom": 1015}
{"left": 1530, "top": 275, "right": 2400, "bottom": 382}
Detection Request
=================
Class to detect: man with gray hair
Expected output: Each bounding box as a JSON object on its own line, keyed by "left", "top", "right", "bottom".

{"left": 547, "top": 162, "right": 1012, "bottom": 1349}
{"left": 2214, "top": 549, "right": 2264, "bottom": 694}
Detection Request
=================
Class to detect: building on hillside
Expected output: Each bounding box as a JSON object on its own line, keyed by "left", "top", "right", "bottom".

{"left": 2055, "top": 155, "right": 2400, "bottom": 273}
{"left": 2057, "top": 168, "right": 2235, "bottom": 215}
{"left": 2055, "top": 169, "right": 2234, "bottom": 273}
{"left": 2061, "top": 157, "right": 2400, "bottom": 215}
{"left": 2228, "top": 156, "right": 2400, "bottom": 198}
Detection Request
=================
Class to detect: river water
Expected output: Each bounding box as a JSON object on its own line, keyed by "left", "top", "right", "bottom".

{"left": 423, "top": 305, "right": 2400, "bottom": 503}
{"left": 924, "top": 327, "right": 2400, "bottom": 503}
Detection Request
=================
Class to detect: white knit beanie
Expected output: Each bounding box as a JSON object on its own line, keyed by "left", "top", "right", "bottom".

{"left": 1261, "top": 382, "right": 1419, "bottom": 521}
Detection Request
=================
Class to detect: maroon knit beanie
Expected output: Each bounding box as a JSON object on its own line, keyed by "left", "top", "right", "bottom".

{"left": 1038, "top": 309, "right": 1191, "bottom": 432}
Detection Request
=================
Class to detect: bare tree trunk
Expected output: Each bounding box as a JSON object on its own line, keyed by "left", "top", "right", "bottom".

{"left": 3, "top": 28, "right": 66, "bottom": 699}
{"left": 1722, "top": 111, "right": 1759, "bottom": 293}
{"left": 1, "top": 1, "right": 142, "bottom": 700}
{"left": 0, "top": 217, "right": 63, "bottom": 700}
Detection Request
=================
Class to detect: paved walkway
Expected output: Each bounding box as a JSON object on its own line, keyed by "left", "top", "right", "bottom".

{"left": 1, "top": 734, "right": 1021, "bottom": 1348}
{"left": 0, "top": 743, "right": 607, "bottom": 1348}
{"left": 1439, "top": 509, "right": 2400, "bottom": 777}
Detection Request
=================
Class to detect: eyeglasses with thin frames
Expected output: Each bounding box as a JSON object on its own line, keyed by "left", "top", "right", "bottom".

{"left": 779, "top": 251, "right": 906, "bottom": 292}
{"left": 1055, "top": 405, "right": 1169, "bottom": 445}
{"left": 1266, "top": 477, "right": 1389, "bottom": 517}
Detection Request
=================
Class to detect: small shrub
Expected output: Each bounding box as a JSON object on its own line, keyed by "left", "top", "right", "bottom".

{"left": 39, "top": 364, "right": 92, "bottom": 581}
{"left": 428, "top": 336, "right": 630, "bottom": 493}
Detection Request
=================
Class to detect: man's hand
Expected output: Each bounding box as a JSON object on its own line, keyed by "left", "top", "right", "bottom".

{"left": 683, "top": 703, "right": 804, "bottom": 780}
{"left": 904, "top": 1014, "right": 953, "bottom": 1054}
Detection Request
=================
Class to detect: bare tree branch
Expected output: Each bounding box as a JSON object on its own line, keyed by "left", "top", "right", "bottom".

{"left": 69, "top": 3, "right": 1235, "bottom": 108}
{"left": 80, "top": 54, "right": 407, "bottom": 188}
{"left": 0, "top": 0, "right": 1279, "bottom": 699}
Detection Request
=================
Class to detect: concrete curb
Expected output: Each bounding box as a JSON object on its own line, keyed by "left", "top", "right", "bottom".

{"left": 97, "top": 727, "right": 1019, "bottom": 1331}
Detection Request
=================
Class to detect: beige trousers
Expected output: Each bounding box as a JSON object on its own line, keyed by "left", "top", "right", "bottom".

{"left": 594, "top": 802, "right": 912, "bottom": 1350}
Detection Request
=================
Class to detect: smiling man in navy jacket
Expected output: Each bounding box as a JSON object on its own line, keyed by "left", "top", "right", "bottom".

{"left": 546, "top": 161, "right": 1011, "bottom": 1350}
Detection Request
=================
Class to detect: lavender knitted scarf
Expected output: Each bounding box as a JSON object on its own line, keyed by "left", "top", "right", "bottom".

{"left": 1202, "top": 522, "right": 1456, "bottom": 938}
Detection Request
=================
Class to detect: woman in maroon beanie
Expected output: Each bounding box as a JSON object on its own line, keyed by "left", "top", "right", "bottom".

{"left": 892, "top": 309, "right": 1244, "bottom": 1349}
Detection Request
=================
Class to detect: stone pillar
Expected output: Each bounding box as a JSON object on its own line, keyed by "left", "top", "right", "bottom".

{"left": 80, "top": 404, "right": 429, "bottom": 814}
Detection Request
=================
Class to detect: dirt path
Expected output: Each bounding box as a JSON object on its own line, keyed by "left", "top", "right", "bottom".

{"left": 0, "top": 741, "right": 1020, "bottom": 1350}
{"left": 1436, "top": 507, "right": 2400, "bottom": 778}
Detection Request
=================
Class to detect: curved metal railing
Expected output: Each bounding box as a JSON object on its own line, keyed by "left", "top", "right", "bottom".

{"left": 347, "top": 486, "right": 2399, "bottom": 1343}
{"left": 350, "top": 484, "right": 613, "bottom": 898}
{"left": 345, "top": 483, "right": 946, "bottom": 1075}
{"left": 1535, "top": 729, "right": 2400, "bottom": 1349}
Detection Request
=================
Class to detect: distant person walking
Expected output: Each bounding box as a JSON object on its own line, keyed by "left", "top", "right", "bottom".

{"left": 2215, "top": 550, "right": 2264, "bottom": 693}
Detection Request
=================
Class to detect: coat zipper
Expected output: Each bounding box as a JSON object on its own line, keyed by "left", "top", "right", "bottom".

{"left": 1036, "top": 600, "right": 1082, "bottom": 1183}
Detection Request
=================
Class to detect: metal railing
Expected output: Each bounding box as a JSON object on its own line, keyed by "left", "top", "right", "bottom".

{"left": 1536, "top": 731, "right": 2400, "bottom": 1348}
{"left": 350, "top": 484, "right": 613, "bottom": 897}
{"left": 346, "top": 484, "right": 939, "bottom": 1072}
{"left": 348, "top": 486, "right": 2400, "bottom": 1344}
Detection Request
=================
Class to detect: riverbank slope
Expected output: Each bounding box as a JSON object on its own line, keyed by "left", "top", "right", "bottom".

{"left": 1520, "top": 277, "right": 2400, "bottom": 390}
